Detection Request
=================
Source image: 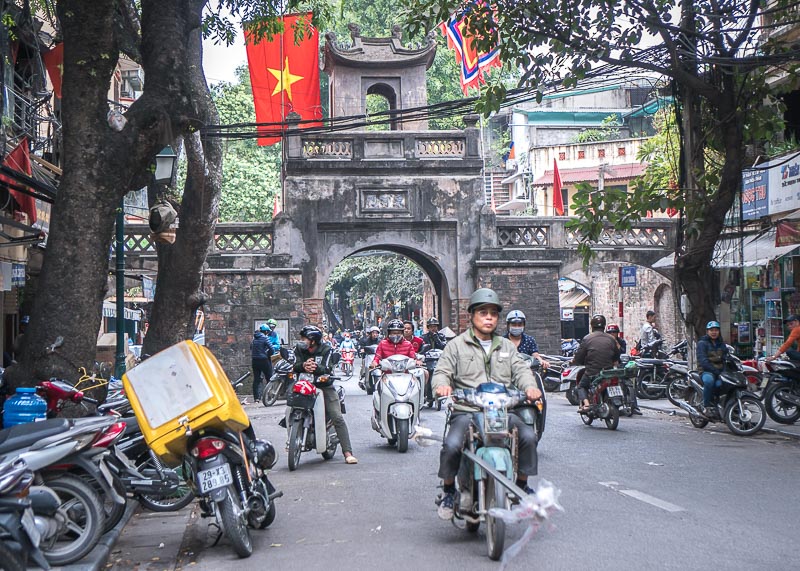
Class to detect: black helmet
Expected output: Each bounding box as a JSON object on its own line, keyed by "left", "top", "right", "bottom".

{"left": 590, "top": 314, "right": 606, "bottom": 331}
{"left": 252, "top": 439, "right": 277, "bottom": 470}
{"left": 387, "top": 319, "right": 404, "bottom": 332}
{"left": 427, "top": 317, "right": 440, "bottom": 326}
{"left": 299, "top": 325, "right": 323, "bottom": 343}
{"left": 468, "top": 288, "right": 503, "bottom": 313}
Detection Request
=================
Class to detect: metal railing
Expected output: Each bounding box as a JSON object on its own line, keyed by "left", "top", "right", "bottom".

{"left": 123, "top": 223, "right": 274, "bottom": 255}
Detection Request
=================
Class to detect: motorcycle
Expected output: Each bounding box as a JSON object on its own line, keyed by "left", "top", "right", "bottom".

{"left": 578, "top": 369, "right": 626, "bottom": 430}
{"left": 678, "top": 356, "right": 766, "bottom": 436}
{"left": 561, "top": 338, "right": 580, "bottom": 357}
{"left": 340, "top": 347, "right": 356, "bottom": 376}
{"left": 761, "top": 358, "right": 800, "bottom": 424}
{"left": 422, "top": 344, "right": 444, "bottom": 408}
{"left": 518, "top": 356, "right": 548, "bottom": 440}
{"left": 0, "top": 459, "right": 51, "bottom": 570}
{"left": 262, "top": 348, "right": 296, "bottom": 407}
{"left": 540, "top": 355, "right": 570, "bottom": 392}
{"left": 635, "top": 340, "right": 687, "bottom": 399}
{"left": 437, "top": 382, "right": 539, "bottom": 561}
{"left": 561, "top": 364, "right": 584, "bottom": 406}
{"left": 371, "top": 355, "right": 424, "bottom": 452}
{"left": 283, "top": 362, "right": 347, "bottom": 471}
{"left": 358, "top": 345, "right": 381, "bottom": 395}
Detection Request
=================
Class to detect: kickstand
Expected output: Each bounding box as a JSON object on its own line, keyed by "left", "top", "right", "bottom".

{"left": 209, "top": 522, "right": 223, "bottom": 546}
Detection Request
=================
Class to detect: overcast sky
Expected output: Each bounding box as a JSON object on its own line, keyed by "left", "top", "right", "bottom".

{"left": 202, "top": 30, "right": 247, "bottom": 85}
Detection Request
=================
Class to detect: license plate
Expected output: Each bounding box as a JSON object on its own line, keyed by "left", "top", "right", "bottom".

{"left": 21, "top": 507, "right": 40, "bottom": 546}
{"left": 198, "top": 463, "right": 233, "bottom": 494}
{"left": 607, "top": 385, "right": 623, "bottom": 398}
{"left": 560, "top": 382, "right": 570, "bottom": 391}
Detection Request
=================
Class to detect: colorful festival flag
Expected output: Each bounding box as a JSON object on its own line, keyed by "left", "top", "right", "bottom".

{"left": 439, "top": 5, "right": 502, "bottom": 95}
{"left": 245, "top": 14, "right": 322, "bottom": 146}
{"left": 553, "top": 159, "right": 564, "bottom": 216}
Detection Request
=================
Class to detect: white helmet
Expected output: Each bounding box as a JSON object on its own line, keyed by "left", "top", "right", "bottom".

{"left": 506, "top": 310, "right": 526, "bottom": 323}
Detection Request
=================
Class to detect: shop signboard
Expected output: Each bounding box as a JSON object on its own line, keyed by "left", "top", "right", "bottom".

{"left": 742, "top": 168, "right": 769, "bottom": 220}
{"left": 743, "top": 150, "right": 800, "bottom": 220}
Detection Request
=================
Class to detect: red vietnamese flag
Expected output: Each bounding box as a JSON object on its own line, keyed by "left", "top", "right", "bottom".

{"left": 552, "top": 158, "right": 564, "bottom": 216}
{"left": 245, "top": 14, "right": 321, "bottom": 146}
{"left": 0, "top": 138, "right": 37, "bottom": 223}
{"left": 42, "top": 43, "right": 63, "bottom": 99}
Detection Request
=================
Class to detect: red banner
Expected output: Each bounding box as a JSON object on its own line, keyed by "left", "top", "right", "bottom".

{"left": 776, "top": 220, "right": 800, "bottom": 247}
{"left": 553, "top": 159, "right": 564, "bottom": 216}
{"left": 0, "top": 138, "right": 37, "bottom": 223}
{"left": 42, "top": 43, "right": 63, "bottom": 99}
{"left": 245, "top": 14, "right": 322, "bottom": 146}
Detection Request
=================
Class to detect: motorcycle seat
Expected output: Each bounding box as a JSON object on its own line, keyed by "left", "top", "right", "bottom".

{"left": 638, "top": 358, "right": 666, "bottom": 365}
{"left": 121, "top": 415, "right": 141, "bottom": 433}
{"left": 0, "top": 418, "right": 72, "bottom": 454}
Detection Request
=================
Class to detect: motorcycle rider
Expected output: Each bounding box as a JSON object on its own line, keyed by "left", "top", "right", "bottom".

{"left": 340, "top": 331, "right": 357, "bottom": 351}
{"left": 504, "top": 310, "right": 550, "bottom": 370}
{"left": 421, "top": 317, "right": 447, "bottom": 350}
{"left": 573, "top": 314, "right": 621, "bottom": 413}
{"left": 606, "top": 323, "right": 640, "bottom": 415}
{"left": 359, "top": 326, "right": 381, "bottom": 355}
{"left": 403, "top": 320, "right": 424, "bottom": 353}
{"left": 265, "top": 318, "right": 282, "bottom": 353}
{"left": 432, "top": 288, "right": 542, "bottom": 520}
{"left": 374, "top": 319, "right": 418, "bottom": 363}
{"left": 768, "top": 314, "right": 800, "bottom": 361}
{"left": 250, "top": 324, "right": 274, "bottom": 403}
{"left": 293, "top": 325, "right": 358, "bottom": 464}
{"left": 696, "top": 320, "right": 729, "bottom": 416}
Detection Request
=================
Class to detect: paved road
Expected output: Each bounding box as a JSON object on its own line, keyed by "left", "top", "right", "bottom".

{"left": 170, "top": 361, "right": 798, "bottom": 571}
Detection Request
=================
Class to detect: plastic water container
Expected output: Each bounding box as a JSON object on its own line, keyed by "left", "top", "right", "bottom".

{"left": 3, "top": 387, "right": 47, "bottom": 428}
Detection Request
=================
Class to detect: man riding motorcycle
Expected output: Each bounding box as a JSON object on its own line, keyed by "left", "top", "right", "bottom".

{"left": 359, "top": 326, "right": 382, "bottom": 355}
{"left": 573, "top": 314, "right": 621, "bottom": 413}
{"left": 606, "top": 323, "right": 640, "bottom": 414}
{"left": 696, "top": 320, "right": 729, "bottom": 416}
{"left": 293, "top": 325, "right": 358, "bottom": 464}
{"left": 421, "top": 317, "right": 447, "bottom": 350}
{"left": 432, "top": 288, "right": 542, "bottom": 520}
{"left": 503, "top": 310, "right": 549, "bottom": 370}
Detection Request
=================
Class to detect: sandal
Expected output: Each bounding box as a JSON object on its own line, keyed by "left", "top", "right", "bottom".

{"left": 345, "top": 455, "right": 358, "bottom": 465}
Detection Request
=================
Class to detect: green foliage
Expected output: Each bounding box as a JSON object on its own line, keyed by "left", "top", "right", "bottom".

{"left": 326, "top": 253, "right": 425, "bottom": 314}
{"left": 210, "top": 65, "right": 281, "bottom": 221}
{"left": 572, "top": 115, "right": 621, "bottom": 144}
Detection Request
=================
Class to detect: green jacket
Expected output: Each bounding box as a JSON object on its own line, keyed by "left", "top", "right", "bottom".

{"left": 431, "top": 328, "right": 536, "bottom": 411}
{"left": 293, "top": 342, "right": 334, "bottom": 387}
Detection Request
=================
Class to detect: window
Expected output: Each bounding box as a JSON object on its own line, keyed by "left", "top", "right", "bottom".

{"left": 561, "top": 188, "right": 569, "bottom": 216}
{"left": 617, "top": 147, "right": 626, "bottom": 156}
{"left": 558, "top": 151, "right": 566, "bottom": 161}
{"left": 598, "top": 148, "right": 606, "bottom": 158}
{"left": 577, "top": 150, "right": 585, "bottom": 159}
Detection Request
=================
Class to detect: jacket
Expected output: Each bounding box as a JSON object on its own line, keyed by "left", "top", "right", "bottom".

{"left": 432, "top": 329, "right": 536, "bottom": 411}
{"left": 504, "top": 332, "right": 540, "bottom": 356}
{"left": 572, "top": 331, "right": 620, "bottom": 377}
{"left": 250, "top": 332, "right": 273, "bottom": 360}
{"left": 421, "top": 331, "right": 447, "bottom": 351}
{"left": 639, "top": 322, "right": 660, "bottom": 347}
{"left": 696, "top": 335, "right": 727, "bottom": 374}
{"left": 375, "top": 338, "right": 417, "bottom": 362}
{"left": 266, "top": 330, "right": 281, "bottom": 352}
{"left": 293, "top": 342, "right": 335, "bottom": 387}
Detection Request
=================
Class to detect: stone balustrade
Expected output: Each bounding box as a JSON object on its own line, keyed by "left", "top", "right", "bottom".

{"left": 123, "top": 223, "right": 274, "bottom": 256}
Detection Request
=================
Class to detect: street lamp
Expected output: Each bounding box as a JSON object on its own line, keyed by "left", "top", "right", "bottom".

{"left": 114, "top": 145, "right": 178, "bottom": 378}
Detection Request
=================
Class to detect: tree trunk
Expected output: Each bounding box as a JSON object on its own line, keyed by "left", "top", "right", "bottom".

{"left": 8, "top": 0, "right": 214, "bottom": 388}
{"left": 142, "top": 19, "right": 222, "bottom": 355}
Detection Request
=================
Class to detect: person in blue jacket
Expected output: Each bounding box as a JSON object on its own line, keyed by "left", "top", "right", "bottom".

{"left": 265, "top": 319, "right": 282, "bottom": 353}
{"left": 250, "top": 325, "right": 274, "bottom": 402}
{"left": 696, "top": 320, "right": 729, "bottom": 415}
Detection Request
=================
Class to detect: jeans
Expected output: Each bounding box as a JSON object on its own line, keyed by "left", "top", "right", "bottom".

{"left": 252, "top": 358, "right": 273, "bottom": 400}
{"left": 321, "top": 386, "right": 352, "bottom": 454}
{"left": 701, "top": 372, "right": 721, "bottom": 407}
{"left": 438, "top": 413, "right": 538, "bottom": 480}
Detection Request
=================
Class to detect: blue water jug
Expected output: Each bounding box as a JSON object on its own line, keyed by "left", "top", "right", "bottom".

{"left": 3, "top": 387, "right": 47, "bottom": 428}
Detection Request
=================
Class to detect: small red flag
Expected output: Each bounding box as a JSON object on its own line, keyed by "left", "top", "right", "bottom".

{"left": 245, "top": 14, "right": 322, "bottom": 146}
{"left": 272, "top": 195, "right": 281, "bottom": 217}
{"left": 0, "top": 138, "right": 37, "bottom": 223}
{"left": 553, "top": 159, "right": 564, "bottom": 216}
{"left": 42, "top": 43, "right": 63, "bottom": 99}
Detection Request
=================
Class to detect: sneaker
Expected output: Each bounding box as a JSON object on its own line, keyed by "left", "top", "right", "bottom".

{"left": 631, "top": 407, "right": 643, "bottom": 416}
{"left": 437, "top": 492, "right": 455, "bottom": 520}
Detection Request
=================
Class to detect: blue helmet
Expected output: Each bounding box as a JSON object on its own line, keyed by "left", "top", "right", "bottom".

{"left": 259, "top": 324, "right": 269, "bottom": 333}
{"left": 706, "top": 321, "right": 721, "bottom": 330}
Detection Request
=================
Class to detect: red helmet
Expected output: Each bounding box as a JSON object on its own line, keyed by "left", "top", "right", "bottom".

{"left": 606, "top": 324, "right": 620, "bottom": 334}
{"left": 292, "top": 379, "right": 317, "bottom": 396}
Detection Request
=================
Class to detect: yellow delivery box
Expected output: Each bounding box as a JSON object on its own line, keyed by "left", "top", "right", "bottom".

{"left": 122, "top": 340, "right": 249, "bottom": 466}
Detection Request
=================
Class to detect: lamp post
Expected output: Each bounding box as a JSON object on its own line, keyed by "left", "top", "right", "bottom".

{"left": 114, "top": 145, "right": 177, "bottom": 378}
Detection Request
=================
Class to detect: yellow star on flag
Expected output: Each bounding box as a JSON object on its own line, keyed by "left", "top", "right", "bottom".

{"left": 268, "top": 57, "right": 304, "bottom": 102}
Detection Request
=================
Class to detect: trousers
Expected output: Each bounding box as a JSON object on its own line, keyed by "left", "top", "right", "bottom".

{"left": 321, "top": 386, "right": 352, "bottom": 454}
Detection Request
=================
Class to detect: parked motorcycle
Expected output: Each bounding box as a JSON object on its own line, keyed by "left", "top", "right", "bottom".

{"left": 540, "top": 355, "right": 570, "bottom": 392}
{"left": 578, "top": 369, "right": 626, "bottom": 430}
{"left": 358, "top": 345, "right": 381, "bottom": 395}
{"left": 678, "top": 357, "right": 766, "bottom": 436}
{"left": 635, "top": 340, "right": 688, "bottom": 399}
{"left": 561, "top": 338, "right": 580, "bottom": 357}
{"left": 437, "top": 382, "right": 539, "bottom": 561}
{"left": 283, "top": 363, "right": 346, "bottom": 471}
{"left": 0, "top": 459, "right": 51, "bottom": 570}
{"left": 761, "top": 358, "right": 800, "bottom": 424}
{"left": 561, "top": 365, "right": 584, "bottom": 406}
{"left": 371, "top": 355, "right": 424, "bottom": 452}
{"left": 262, "top": 348, "right": 296, "bottom": 407}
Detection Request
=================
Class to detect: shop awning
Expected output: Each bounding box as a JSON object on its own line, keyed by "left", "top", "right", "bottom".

{"left": 496, "top": 198, "right": 530, "bottom": 211}
{"left": 102, "top": 301, "right": 142, "bottom": 321}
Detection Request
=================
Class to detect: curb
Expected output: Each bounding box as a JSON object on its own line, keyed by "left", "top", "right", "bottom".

{"left": 60, "top": 500, "right": 139, "bottom": 571}
{"left": 639, "top": 404, "right": 800, "bottom": 440}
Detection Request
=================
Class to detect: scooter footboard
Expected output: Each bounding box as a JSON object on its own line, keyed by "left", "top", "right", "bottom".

{"left": 473, "top": 447, "right": 514, "bottom": 481}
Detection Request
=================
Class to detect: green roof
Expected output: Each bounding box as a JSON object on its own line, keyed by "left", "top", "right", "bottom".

{"left": 525, "top": 110, "right": 623, "bottom": 126}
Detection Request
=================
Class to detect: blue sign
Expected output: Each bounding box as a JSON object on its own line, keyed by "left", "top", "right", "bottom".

{"left": 621, "top": 266, "right": 636, "bottom": 287}
{"left": 742, "top": 168, "right": 769, "bottom": 220}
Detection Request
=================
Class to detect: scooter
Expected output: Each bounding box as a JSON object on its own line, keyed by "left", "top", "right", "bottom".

{"left": 0, "top": 458, "right": 51, "bottom": 570}
{"left": 371, "top": 355, "right": 424, "bottom": 453}
{"left": 358, "top": 345, "right": 381, "bottom": 395}
{"left": 262, "top": 348, "right": 296, "bottom": 407}
{"left": 560, "top": 365, "right": 584, "bottom": 406}
{"left": 421, "top": 343, "right": 443, "bottom": 408}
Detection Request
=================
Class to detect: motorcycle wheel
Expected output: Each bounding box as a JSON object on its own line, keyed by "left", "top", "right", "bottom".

{"left": 580, "top": 412, "right": 593, "bottom": 426}
{"left": 637, "top": 372, "right": 666, "bottom": 399}
{"left": 687, "top": 391, "right": 709, "bottom": 428}
{"left": 666, "top": 372, "right": 691, "bottom": 408}
{"left": 262, "top": 381, "right": 282, "bottom": 407}
{"left": 0, "top": 540, "right": 25, "bottom": 571}
{"left": 764, "top": 384, "right": 800, "bottom": 424}
{"left": 604, "top": 403, "right": 620, "bottom": 430}
{"left": 259, "top": 500, "right": 276, "bottom": 529}
{"left": 322, "top": 426, "right": 338, "bottom": 460}
{"left": 135, "top": 456, "right": 195, "bottom": 512}
{"left": 724, "top": 395, "right": 766, "bottom": 436}
{"left": 79, "top": 471, "right": 127, "bottom": 534}
{"left": 485, "top": 478, "right": 506, "bottom": 561}
{"left": 396, "top": 419, "right": 410, "bottom": 453}
{"left": 288, "top": 419, "right": 303, "bottom": 471}
{"left": 218, "top": 488, "right": 253, "bottom": 558}
{"left": 40, "top": 473, "right": 105, "bottom": 566}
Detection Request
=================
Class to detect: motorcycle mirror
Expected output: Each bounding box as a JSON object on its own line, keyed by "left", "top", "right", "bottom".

{"left": 280, "top": 347, "right": 290, "bottom": 360}
{"left": 420, "top": 343, "right": 431, "bottom": 354}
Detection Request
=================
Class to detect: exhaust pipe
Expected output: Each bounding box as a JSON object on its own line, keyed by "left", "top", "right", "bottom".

{"left": 677, "top": 401, "right": 701, "bottom": 417}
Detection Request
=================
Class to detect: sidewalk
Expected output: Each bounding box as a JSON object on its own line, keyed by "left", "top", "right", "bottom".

{"left": 638, "top": 399, "right": 800, "bottom": 440}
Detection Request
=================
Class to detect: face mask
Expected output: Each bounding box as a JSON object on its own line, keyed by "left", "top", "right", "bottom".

{"left": 389, "top": 334, "right": 402, "bottom": 344}
{"left": 269, "top": 325, "right": 276, "bottom": 330}
{"left": 509, "top": 326, "right": 524, "bottom": 336}
{"left": 295, "top": 341, "right": 309, "bottom": 351}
